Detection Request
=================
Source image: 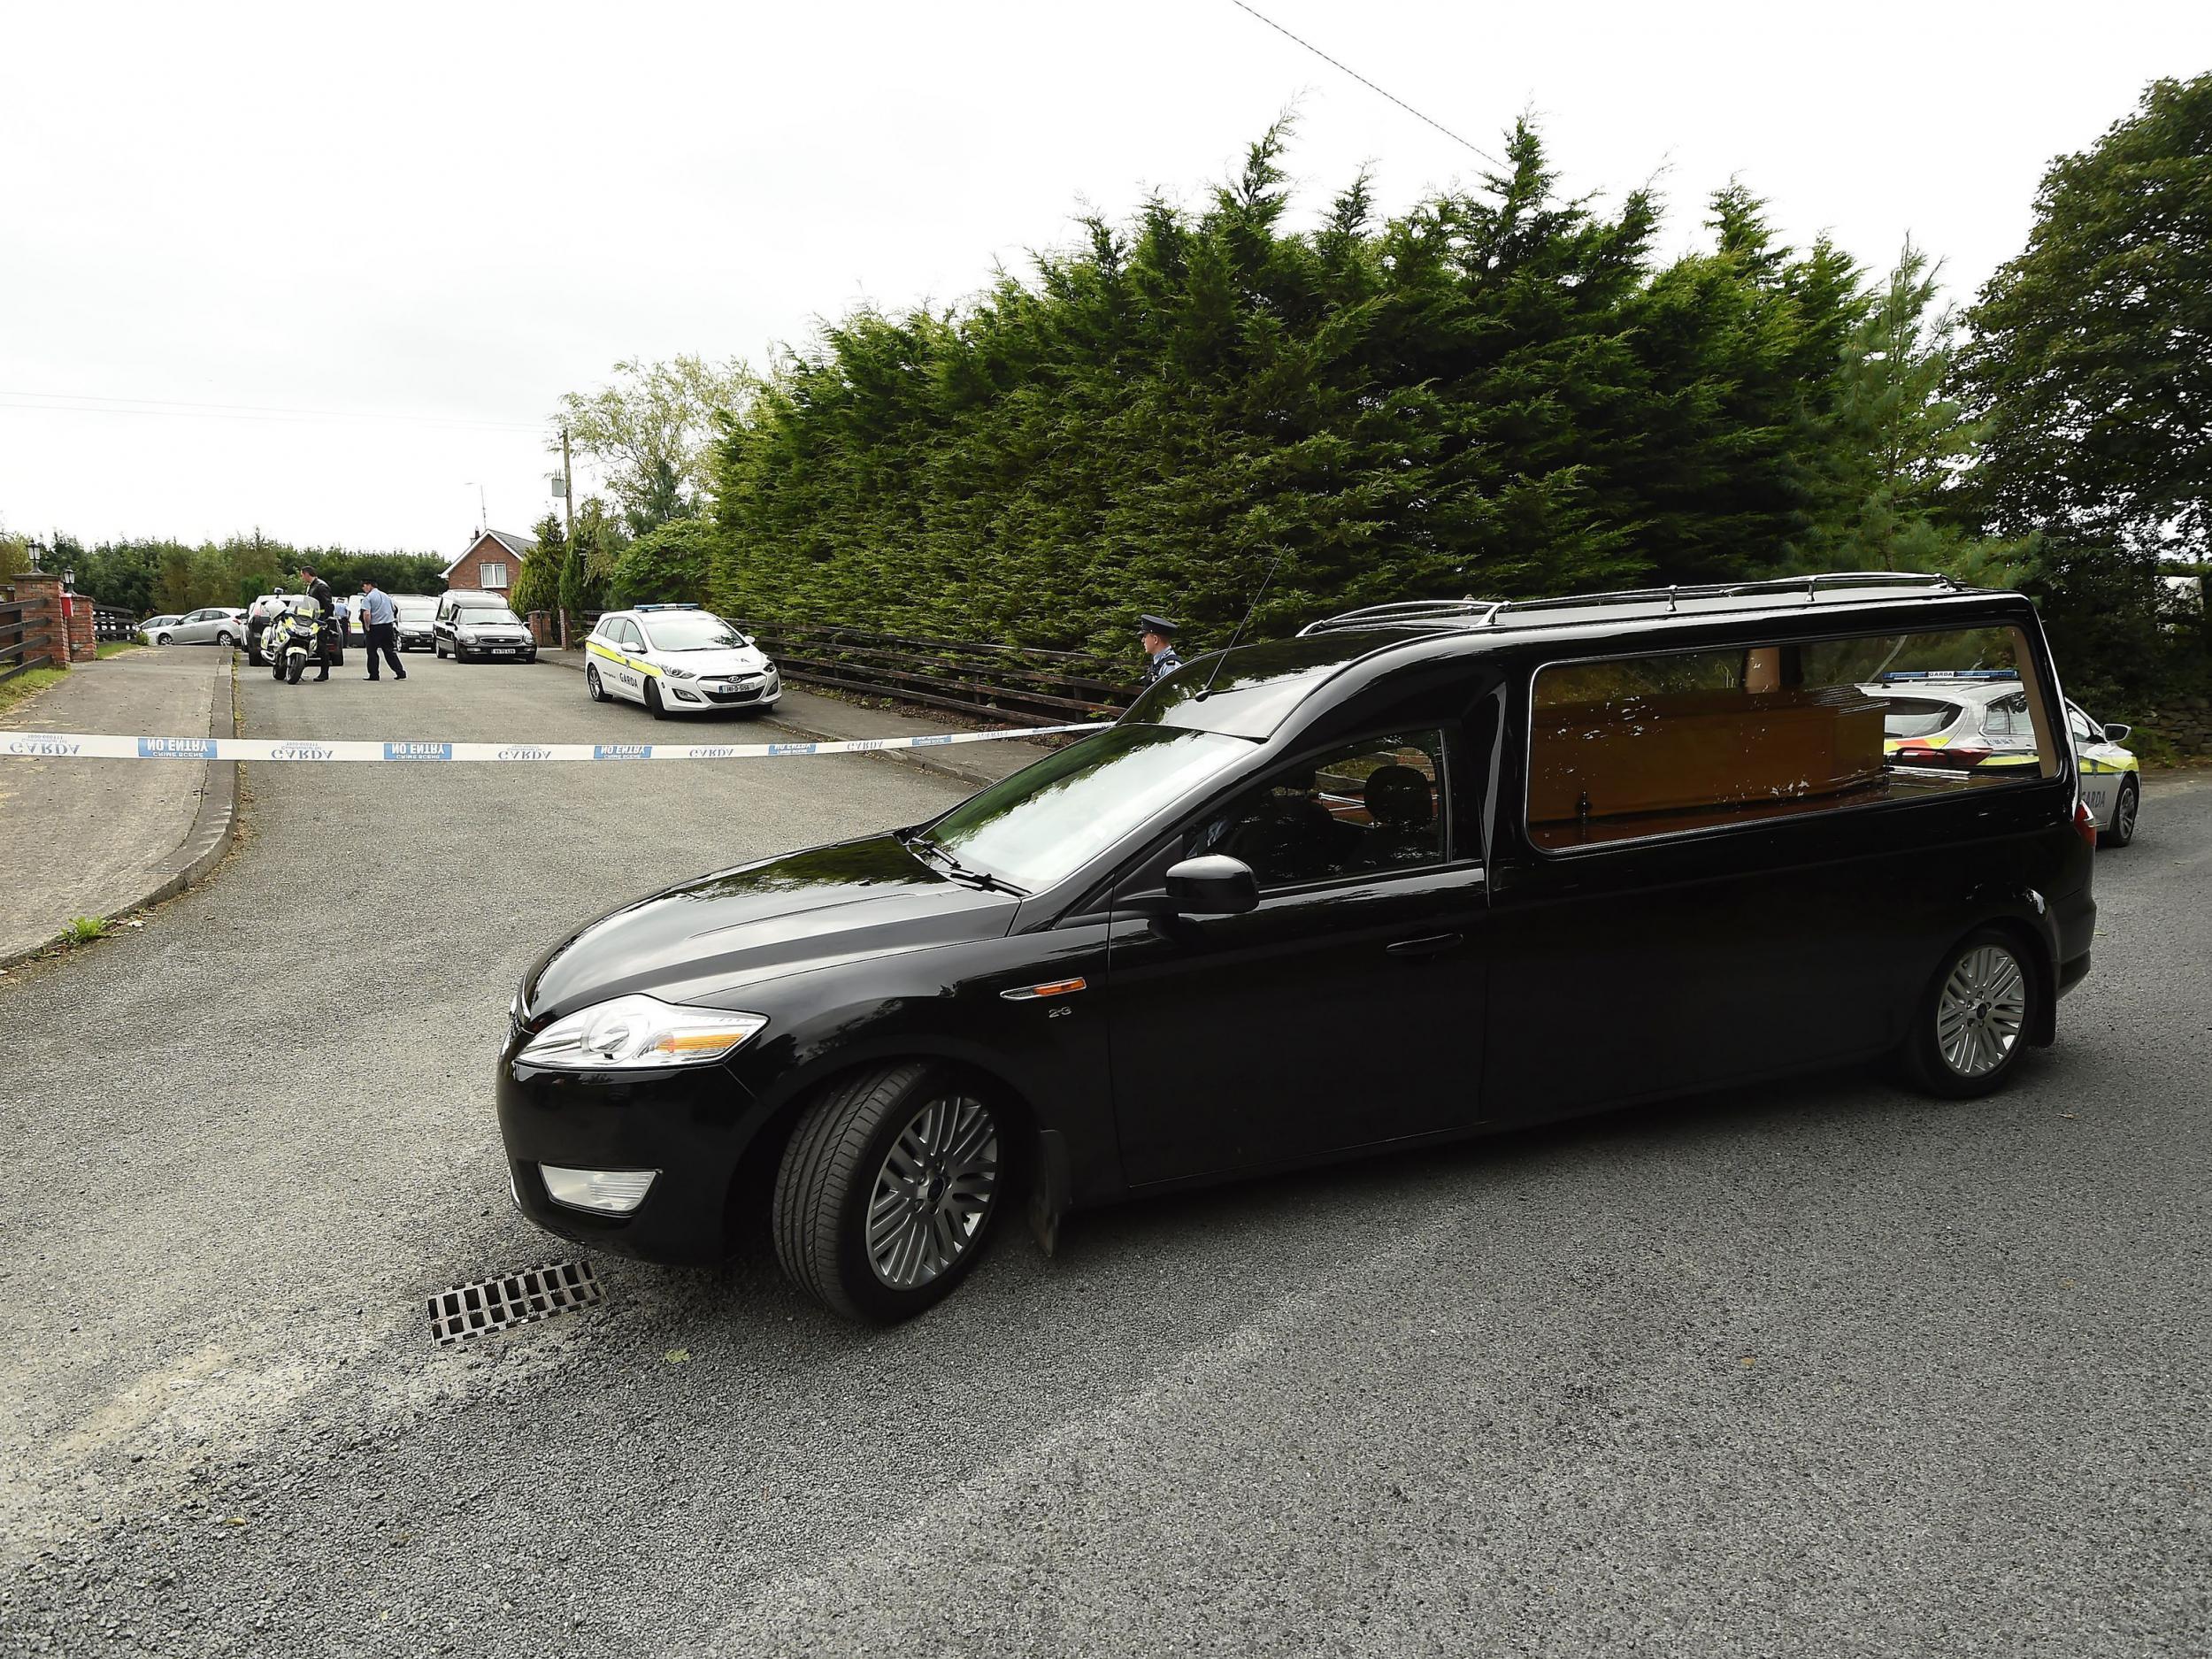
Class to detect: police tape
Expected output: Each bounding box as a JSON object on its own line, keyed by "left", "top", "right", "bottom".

{"left": 0, "top": 726, "right": 1097, "bottom": 763}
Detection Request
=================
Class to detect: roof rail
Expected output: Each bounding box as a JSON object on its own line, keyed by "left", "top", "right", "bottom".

{"left": 1296, "top": 571, "right": 1962, "bottom": 637}
{"left": 1296, "top": 598, "right": 1505, "bottom": 636}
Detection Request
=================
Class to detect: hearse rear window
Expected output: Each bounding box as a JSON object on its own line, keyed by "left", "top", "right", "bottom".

{"left": 1526, "top": 626, "right": 2059, "bottom": 851}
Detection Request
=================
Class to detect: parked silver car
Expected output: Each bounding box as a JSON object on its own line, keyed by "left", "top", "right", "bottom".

{"left": 136, "top": 614, "right": 182, "bottom": 641}
{"left": 149, "top": 607, "right": 247, "bottom": 646}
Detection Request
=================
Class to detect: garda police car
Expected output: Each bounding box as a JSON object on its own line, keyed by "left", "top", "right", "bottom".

{"left": 583, "top": 604, "right": 781, "bottom": 718}
{"left": 1861, "top": 670, "right": 2140, "bottom": 847}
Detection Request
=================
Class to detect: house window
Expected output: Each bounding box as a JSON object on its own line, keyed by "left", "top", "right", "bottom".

{"left": 480, "top": 561, "right": 508, "bottom": 588}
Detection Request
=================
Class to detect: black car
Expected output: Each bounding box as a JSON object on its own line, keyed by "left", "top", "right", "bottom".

{"left": 499, "top": 573, "right": 2097, "bottom": 1323}
{"left": 392, "top": 595, "right": 437, "bottom": 652}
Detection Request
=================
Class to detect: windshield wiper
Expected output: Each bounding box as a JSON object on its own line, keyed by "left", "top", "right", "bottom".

{"left": 900, "top": 830, "right": 1026, "bottom": 895}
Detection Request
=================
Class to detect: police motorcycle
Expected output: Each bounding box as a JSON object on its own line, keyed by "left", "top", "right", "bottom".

{"left": 266, "top": 598, "right": 331, "bottom": 685}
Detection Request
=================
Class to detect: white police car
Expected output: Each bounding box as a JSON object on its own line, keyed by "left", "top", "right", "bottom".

{"left": 583, "top": 604, "right": 781, "bottom": 718}
{"left": 1862, "top": 670, "right": 2141, "bottom": 848}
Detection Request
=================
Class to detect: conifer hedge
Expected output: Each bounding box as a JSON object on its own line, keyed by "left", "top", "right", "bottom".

{"left": 705, "top": 123, "right": 1877, "bottom": 655}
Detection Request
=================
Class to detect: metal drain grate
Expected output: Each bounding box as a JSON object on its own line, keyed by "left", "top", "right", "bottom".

{"left": 430, "top": 1260, "right": 602, "bottom": 1347}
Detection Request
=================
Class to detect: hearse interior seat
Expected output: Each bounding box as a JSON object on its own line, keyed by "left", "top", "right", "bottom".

{"left": 1362, "top": 764, "right": 1437, "bottom": 863}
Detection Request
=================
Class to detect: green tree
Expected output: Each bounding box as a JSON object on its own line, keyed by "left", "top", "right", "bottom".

{"left": 1791, "top": 244, "right": 2032, "bottom": 586}
{"left": 510, "top": 512, "right": 565, "bottom": 619}
{"left": 557, "top": 499, "right": 619, "bottom": 625}
{"left": 609, "top": 515, "right": 713, "bottom": 608}
{"left": 703, "top": 121, "right": 1878, "bottom": 655}
{"left": 153, "top": 546, "right": 197, "bottom": 613}
{"left": 1955, "top": 73, "right": 2212, "bottom": 696}
{"left": 553, "top": 357, "right": 749, "bottom": 533}
{"left": 0, "top": 519, "right": 31, "bottom": 581}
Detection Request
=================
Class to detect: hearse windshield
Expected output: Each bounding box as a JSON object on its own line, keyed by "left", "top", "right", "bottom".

{"left": 922, "top": 725, "right": 1250, "bottom": 891}
{"left": 1123, "top": 634, "right": 1386, "bottom": 739}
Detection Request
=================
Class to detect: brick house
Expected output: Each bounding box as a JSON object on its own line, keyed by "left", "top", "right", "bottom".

{"left": 441, "top": 528, "right": 535, "bottom": 596}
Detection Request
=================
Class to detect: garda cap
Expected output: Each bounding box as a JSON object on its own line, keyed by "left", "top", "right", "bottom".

{"left": 1137, "top": 613, "right": 1180, "bottom": 638}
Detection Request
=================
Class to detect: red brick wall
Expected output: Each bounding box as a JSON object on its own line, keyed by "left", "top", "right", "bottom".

{"left": 63, "top": 594, "right": 96, "bottom": 662}
{"left": 444, "top": 534, "right": 518, "bottom": 595}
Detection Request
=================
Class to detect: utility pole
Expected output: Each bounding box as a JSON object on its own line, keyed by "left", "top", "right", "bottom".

{"left": 561, "top": 426, "right": 576, "bottom": 545}
{"left": 559, "top": 426, "right": 576, "bottom": 649}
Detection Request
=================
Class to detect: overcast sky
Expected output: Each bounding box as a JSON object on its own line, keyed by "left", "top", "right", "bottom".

{"left": 5, "top": 0, "right": 2207, "bottom": 557}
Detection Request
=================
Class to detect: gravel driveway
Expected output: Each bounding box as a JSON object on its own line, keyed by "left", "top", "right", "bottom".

{"left": 3, "top": 656, "right": 2206, "bottom": 1657}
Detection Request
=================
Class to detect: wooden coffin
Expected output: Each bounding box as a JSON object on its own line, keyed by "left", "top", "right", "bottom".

{"left": 1529, "top": 686, "right": 1887, "bottom": 827}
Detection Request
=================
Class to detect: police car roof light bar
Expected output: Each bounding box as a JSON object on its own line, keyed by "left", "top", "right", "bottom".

{"left": 632, "top": 603, "right": 701, "bottom": 611}
{"left": 1878, "top": 669, "right": 2018, "bottom": 681}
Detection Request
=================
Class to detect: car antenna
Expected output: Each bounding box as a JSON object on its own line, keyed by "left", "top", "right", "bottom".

{"left": 1193, "top": 543, "right": 1289, "bottom": 702}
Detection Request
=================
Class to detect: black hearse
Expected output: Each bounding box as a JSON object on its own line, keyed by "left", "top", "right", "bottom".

{"left": 499, "top": 574, "right": 2096, "bottom": 1321}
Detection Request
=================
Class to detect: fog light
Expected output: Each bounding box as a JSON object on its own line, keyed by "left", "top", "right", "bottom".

{"left": 541, "top": 1165, "right": 657, "bottom": 1215}
{"left": 672, "top": 687, "right": 702, "bottom": 701}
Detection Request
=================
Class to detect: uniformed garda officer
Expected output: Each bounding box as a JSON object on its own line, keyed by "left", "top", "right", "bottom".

{"left": 1139, "top": 614, "right": 1183, "bottom": 683}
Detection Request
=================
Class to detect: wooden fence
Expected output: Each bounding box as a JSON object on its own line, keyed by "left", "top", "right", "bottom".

{"left": 738, "top": 619, "right": 1140, "bottom": 723}
{"left": 1, "top": 588, "right": 55, "bottom": 686}
{"left": 93, "top": 605, "right": 137, "bottom": 643}
{"left": 573, "top": 611, "right": 1143, "bottom": 723}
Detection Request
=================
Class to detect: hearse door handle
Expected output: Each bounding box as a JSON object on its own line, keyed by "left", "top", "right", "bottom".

{"left": 1386, "top": 933, "right": 1465, "bottom": 959}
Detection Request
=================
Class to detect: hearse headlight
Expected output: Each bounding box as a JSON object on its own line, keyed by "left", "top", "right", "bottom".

{"left": 518, "top": 995, "right": 767, "bottom": 1071}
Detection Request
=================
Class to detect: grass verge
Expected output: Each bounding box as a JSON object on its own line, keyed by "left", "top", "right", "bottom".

{"left": 0, "top": 665, "right": 69, "bottom": 718}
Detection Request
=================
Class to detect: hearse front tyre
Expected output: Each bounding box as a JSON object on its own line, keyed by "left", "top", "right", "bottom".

{"left": 1902, "top": 928, "right": 2037, "bottom": 1100}
{"left": 2101, "top": 780, "right": 2139, "bottom": 849}
{"left": 772, "top": 1063, "right": 1007, "bottom": 1324}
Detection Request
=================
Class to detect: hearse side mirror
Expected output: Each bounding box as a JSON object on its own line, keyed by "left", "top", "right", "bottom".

{"left": 2103, "top": 723, "right": 2131, "bottom": 744}
{"left": 1164, "top": 855, "right": 1259, "bottom": 917}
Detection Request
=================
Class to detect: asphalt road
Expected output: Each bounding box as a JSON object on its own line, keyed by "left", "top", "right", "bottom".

{"left": 2, "top": 652, "right": 2207, "bottom": 1657}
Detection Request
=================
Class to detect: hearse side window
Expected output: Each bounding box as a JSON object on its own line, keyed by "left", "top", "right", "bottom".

{"left": 1187, "top": 732, "right": 1447, "bottom": 887}
{"left": 1526, "top": 626, "right": 2059, "bottom": 852}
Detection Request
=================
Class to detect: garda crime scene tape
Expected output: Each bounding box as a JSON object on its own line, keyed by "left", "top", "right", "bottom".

{"left": 2, "top": 726, "right": 1095, "bottom": 763}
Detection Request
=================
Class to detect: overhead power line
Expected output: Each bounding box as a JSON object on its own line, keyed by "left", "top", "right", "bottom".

{"left": 1228, "top": 0, "right": 1507, "bottom": 172}
{"left": 0, "top": 388, "right": 544, "bottom": 434}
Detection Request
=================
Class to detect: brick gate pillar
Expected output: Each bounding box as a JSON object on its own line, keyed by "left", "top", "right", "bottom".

{"left": 62, "top": 592, "right": 96, "bottom": 662}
